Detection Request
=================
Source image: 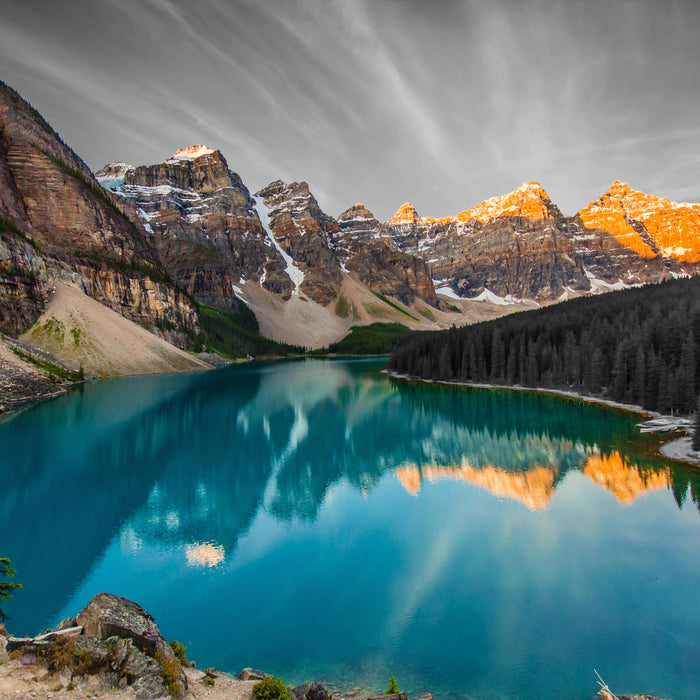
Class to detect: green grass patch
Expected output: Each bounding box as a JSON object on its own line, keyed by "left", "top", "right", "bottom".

{"left": 313, "top": 322, "right": 411, "bottom": 355}
{"left": 196, "top": 303, "right": 304, "bottom": 358}
{"left": 253, "top": 677, "right": 291, "bottom": 700}
{"left": 335, "top": 295, "right": 350, "bottom": 318}
{"left": 371, "top": 291, "right": 418, "bottom": 320}
{"left": 418, "top": 307, "right": 435, "bottom": 320}
{"left": 11, "top": 345, "right": 83, "bottom": 382}
{"left": 34, "top": 317, "right": 65, "bottom": 341}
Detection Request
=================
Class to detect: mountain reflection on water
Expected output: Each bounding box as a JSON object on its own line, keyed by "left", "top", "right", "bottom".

{"left": 0, "top": 357, "right": 698, "bottom": 700}
{"left": 122, "top": 361, "right": 698, "bottom": 555}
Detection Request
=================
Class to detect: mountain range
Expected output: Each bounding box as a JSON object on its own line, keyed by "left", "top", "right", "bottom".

{"left": 2, "top": 79, "right": 700, "bottom": 370}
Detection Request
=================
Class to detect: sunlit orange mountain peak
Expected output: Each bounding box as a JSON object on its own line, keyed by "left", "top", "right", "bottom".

{"left": 395, "top": 462, "right": 556, "bottom": 510}
{"left": 168, "top": 144, "right": 216, "bottom": 161}
{"left": 388, "top": 183, "right": 555, "bottom": 227}
{"left": 388, "top": 202, "right": 422, "bottom": 226}
{"left": 456, "top": 181, "right": 555, "bottom": 224}
{"left": 578, "top": 181, "right": 700, "bottom": 262}
{"left": 582, "top": 451, "right": 670, "bottom": 504}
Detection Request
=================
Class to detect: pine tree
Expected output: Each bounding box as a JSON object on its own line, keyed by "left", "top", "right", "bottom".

{"left": 438, "top": 344, "right": 451, "bottom": 380}
{"left": 0, "top": 557, "right": 21, "bottom": 621}
{"left": 506, "top": 338, "right": 517, "bottom": 384}
{"left": 461, "top": 344, "right": 470, "bottom": 381}
{"left": 587, "top": 348, "right": 604, "bottom": 394}
{"left": 490, "top": 328, "right": 505, "bottom": 382}
{"left": 385, "top": 676, "right": 400, "bottom": 696}
{"left": 693, "top": 397, "right": 700, "bottom": 451}
{"left": 611, "top": 344, "right": 626, "bottom": 401}
{"left": 633, "top": 345, "right": 646, "bottom": 405}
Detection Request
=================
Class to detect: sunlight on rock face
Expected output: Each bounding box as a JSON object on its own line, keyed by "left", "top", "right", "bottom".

{"left": 388, "top": 183, "right": 555, "bottom": 226}
{"left": 577, "top": 181, "right": 700, "bottom": 262}
{"left": 395, "top": 462, "right": 556, "bottom": 510}
{"left": 582, "top": 451, "right": 670, "bottom": 504}
{"left": 185, "top": 542, "right": 225, "bottom": 567}
{"left": 456, "top": 182, "right": 553, "bottom": 224}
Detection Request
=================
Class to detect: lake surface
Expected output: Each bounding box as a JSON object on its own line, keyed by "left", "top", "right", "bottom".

{"left": 1, "top": 357, "right": 699, "bottom": 700}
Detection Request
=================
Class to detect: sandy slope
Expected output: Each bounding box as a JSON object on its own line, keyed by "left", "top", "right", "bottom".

{"left": 20, "top": 283, "right": 212, "bottom": 376}
{"left": 236, "top": 274, "right": 524, "bottom": 349}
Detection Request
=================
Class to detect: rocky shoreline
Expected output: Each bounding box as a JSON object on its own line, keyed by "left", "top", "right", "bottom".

{"left": 0, "top": 593, "right": 354, "bottom": 700}
{"left": 0, "top": 336, "right": 73, "bottom": 415}
{"left": 0, "top": 331, "right": 234, "bottom": 420}
{"left": 0, "top": 593, "right": 671, "bottom": 700}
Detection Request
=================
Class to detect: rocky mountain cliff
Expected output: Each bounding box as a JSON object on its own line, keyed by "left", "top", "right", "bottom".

{"left": 100, "top": 152, "right": 443, "bottom": 314}
{"left": 254, "top": 178, "right": 344, "bottom": 304}
{"left": 0, "top": 81, "right": 197, "bottom": 344}
{"left": 99, "top": 149, "right": 455, "bottom": 348}
{"left": 334, "top": 203, "right": 437, "bottom": 306}
{"left": 386, "top": 181, "right": 697, "bottom": 303}
{"left": 99, "top": 145, "right": 271, "bottom": 314}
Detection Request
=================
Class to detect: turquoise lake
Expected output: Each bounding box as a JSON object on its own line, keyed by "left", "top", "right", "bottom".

{"left": 1, "top": 357, "right": 699, "bottom": 700}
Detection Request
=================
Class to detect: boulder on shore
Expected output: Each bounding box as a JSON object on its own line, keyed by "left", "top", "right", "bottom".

{"left": 292, "top": 681, "right": 332, "bottom": 700}
{"left": 3, "top": 592, "right": 188, "bottom": 698}
{"left": 76, "top": 592, "right": 187, "bottom": 697}
{"left": 238, "top": 667, "right": 272, "bottom": 681}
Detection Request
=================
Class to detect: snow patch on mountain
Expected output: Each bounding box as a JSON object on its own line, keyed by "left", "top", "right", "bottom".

{"left": 166, "top": 145, "right": 215, "bottom": 162}
{"left": 471, "top": 289, "right": 515, "bottom": 305}
{"left": 584, "top": 268, "right": 630, "bottom": 293}
{"left": 97, "top": 177, "right": 125, "bottom": 191}
{"left": 253, "top": 197, "right": 305, "bottom": 294}
{"left": 434, "top": 284, "right": 463, "bottom": 301}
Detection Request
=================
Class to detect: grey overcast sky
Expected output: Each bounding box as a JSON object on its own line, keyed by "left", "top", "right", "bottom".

{"left": 2, "top": 0, "right": 700, "bottom": 220}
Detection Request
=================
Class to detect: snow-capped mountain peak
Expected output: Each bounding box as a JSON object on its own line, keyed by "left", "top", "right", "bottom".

{"left": 166, "top": 145, "right": 216, "bottom": 162}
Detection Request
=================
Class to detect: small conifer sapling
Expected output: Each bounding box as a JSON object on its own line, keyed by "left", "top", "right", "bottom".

{"left": 0, "top": 557, "right": 21, "bottom": 621}
{"left": 384, "top": 676, "right": 399, "bottom": 696}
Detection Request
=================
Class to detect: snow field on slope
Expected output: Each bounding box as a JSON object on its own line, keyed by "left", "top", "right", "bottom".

{"left": 253, "top": 197, "right": 305, "bottom": 293}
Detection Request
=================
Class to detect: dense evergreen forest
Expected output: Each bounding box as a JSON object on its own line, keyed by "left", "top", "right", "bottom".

{"left": 312, "top": 323, "right": 410, "bottom": 355}
{"left": 387, "top": 276, "right": 700, "bottom": 415}
{"left": 196, "top": 304, "right": 303, "bottom": 358}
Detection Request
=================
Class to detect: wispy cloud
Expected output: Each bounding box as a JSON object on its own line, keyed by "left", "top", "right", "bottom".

{"left": 2, "top": 0, "right": 700, "bottom": 219}
{"left": 326, "top": 0, "right": 447, "bottom": 161}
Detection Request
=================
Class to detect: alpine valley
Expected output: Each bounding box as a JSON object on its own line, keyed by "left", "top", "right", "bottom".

{"left": 2, "top": 79, "right": 700, "bottom": 390}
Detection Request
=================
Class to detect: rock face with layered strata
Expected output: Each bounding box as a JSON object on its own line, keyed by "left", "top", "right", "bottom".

{"left": 387, "top": 183, "right": 588, "bottom": 301}
{"left": 103, "top": 150, "right": 443, "bottom": 314}
{"left": 99, "top": 146, "right": 274, "bottom": 313}
{"left": 385, "top": 181, "right": 697, "bottom": 302}
{"left": 255, "top": 180, "right": 343, "bottom": 305}
{"left": 574, "top": 180, "right": 700, "bottom": 269}
{"left": 334, "top": 203, "right": 437, "bottom": 306}
{"left": 0, "top": 80, "right": 198, "bottom": 343}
